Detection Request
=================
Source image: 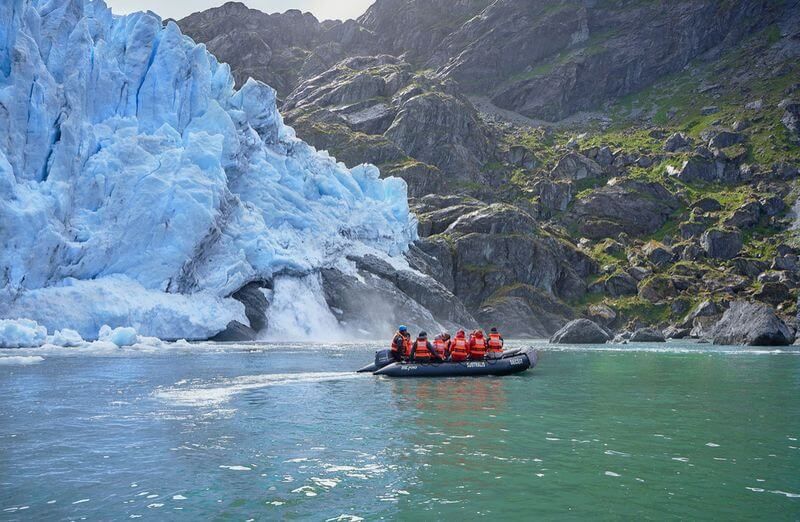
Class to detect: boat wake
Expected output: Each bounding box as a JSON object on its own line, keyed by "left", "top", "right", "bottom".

{"left": 155, "top": 372, "right": 364, "bottom": 407}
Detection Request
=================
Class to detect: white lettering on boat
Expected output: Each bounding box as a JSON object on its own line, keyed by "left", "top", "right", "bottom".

{"left": 508, "top": 357, "right": 524, "bottom": 365}
{"left": 401, "top": 365, "right": 418, "bottom": 371}
{"left": 466, "top": 362, "right": 486, "bottom": 368}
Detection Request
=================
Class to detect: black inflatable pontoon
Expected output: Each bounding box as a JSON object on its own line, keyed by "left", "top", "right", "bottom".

{"left": 357, "top": 348, "right": 537, "bottom": 377}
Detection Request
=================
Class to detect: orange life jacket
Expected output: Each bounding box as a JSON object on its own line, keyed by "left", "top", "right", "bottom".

{"left": 391, "top": 333, "right": 411, "bottom": 357}
{"left": 450, "top": 337, "right": 469, "bottom": 360}
{"left": 433, "top": 338, "right": 448, "bottom": 358}
{"left": 470, "top": 336, "right": 487, "bottom": 359}
{"left": 488, "top": 332, "right": 503, "bottom": 353}
{"left": 413, "top": 338, "right": 432, "bottom": 360}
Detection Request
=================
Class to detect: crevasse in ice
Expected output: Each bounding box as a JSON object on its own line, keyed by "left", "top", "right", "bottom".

{"left": 0, "top": 0, "right": 417, "bottom": 339}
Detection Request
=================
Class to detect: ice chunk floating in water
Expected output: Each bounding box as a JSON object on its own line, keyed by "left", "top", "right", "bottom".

{"left": 0, "top": 319, "right": 47, "bottom": 348}
{"left": 0, "top": 0, "right": 416, "bottom": 340}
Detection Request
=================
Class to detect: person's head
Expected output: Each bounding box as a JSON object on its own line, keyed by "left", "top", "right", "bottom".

{"left": 456, "top": 329, "right": 465, "bottom": 338}
{"left": 490, "top": 327, "right": 498, "bottom": 333}
{"left": 475, "top": 329, "right": 484, "bottom": 337}
{"left": 443, "top": 333, "right": 451, "bottom": 340}
{"left": 418, "top": 331, "right": 427, "bottom": 339}
{"left": 398, "top": 325, "right": 407, "bottom": 334}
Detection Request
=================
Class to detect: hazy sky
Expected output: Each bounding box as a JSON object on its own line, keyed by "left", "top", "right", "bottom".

{"left": 105, "top": 0, "right": 375, "bottom": 21}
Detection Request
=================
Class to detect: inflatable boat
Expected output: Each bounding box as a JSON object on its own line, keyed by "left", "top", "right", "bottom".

{"left": 357, "top": 348, "right": 537, "bottom": 377}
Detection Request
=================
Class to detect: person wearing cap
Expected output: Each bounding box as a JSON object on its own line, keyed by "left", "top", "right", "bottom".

{"left": 390, "top": 325, "right": 412, "bottom": 361}
{"left": 409, "top": 331, "right": 438, "bottom": 363}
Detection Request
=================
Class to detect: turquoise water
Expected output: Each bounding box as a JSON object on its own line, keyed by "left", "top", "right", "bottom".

{"left": 1, "top": 341, "right": 799, "bottom": 520}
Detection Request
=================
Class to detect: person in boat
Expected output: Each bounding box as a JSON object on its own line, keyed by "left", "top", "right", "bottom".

{"left": 449, "top": 330, "right": 470, "bottom": 362}
{"left": 433, "top": 333, "right": 452, "bottom": 360}
{"left": 409, "top": 331, "right": 440, "bottom": 363}
{"left": 469, "top": 329, "right": 487, "bottom": 360}
{"left": 390, "top": 325, "right": 412, "bottom": 361}
{"left": 487, "top": 327, "right": 504, "bottom": 358}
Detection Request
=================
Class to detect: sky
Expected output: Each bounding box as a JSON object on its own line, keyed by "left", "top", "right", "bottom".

{"left": 105, "top": 0, "right": 375, "bottom": 21}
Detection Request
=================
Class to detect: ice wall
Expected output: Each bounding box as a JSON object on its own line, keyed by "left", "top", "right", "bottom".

{"left": 0, "top": 0, "right": 417, "bottom": 339}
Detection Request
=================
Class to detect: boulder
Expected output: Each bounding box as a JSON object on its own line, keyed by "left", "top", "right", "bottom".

{"left": 691, "top": 315, "right": 721, "bottom": 339}
{"left": 753, "top": 282, "right": 792, "bottom": 306}
{"left": 780, "top": 99, "right": 800, "bottom": 137}
{"left": 663, "top": 325, "right": 691, "bottom": 339}
{"left": 664, "top": 132, "right": 690, "bottom": 152}
{"left": 708, "top": 131, "right": 744, "bottom": 149}
{"left": 643, "top": 242, "right": 674, "bottom": 267}
{"left": 711, "top": 301, "right": 795, "bottom": 346}
{"left": 605, "top": 272, "right": 639, "bottom": 297}
{"left": 692, "top": 197, "right": 723, "bottom": 213}
{"left": 550, "top": 319, "right": 611, "bottom": 344}
{"left": 701, "top": 229, "right": 742, "bottom": 260}
{"left": 587, "top": 304, "right": 617, "bottom": 327}
{"left": 551, "top": 152, "right": 603, "bottom": 181}
{"left": 701, "top": 106, "right": 719, "bottom": 115}
{"left": 638, "top": 275, "right": 677, "bottom": 303}
{"left": 670, "top": 156, "right": 720, "bottom": 183}
{"left": 723, "top": 201, "right": 761, "bottom": 228}
{"left": 630, "top": 328, "right": 667, "bottom": 342}
{"left": 569, "top": 179, "right": 680, "bottom": 239}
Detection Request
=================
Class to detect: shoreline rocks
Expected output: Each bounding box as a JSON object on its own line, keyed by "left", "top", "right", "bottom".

{"left": 550, "top": 319, "right": 611, "bottom": 344}
{"left": 711, "top": 301, "right": 795, "bottom": 346}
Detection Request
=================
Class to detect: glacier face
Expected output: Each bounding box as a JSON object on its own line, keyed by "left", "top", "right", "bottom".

{"left": 0, "top": 0, "right": 417, "bottom": 339}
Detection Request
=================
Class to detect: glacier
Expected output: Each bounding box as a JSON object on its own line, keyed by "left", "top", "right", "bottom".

{"left": 0, "top": 0, "right": 417, "bottom": 340}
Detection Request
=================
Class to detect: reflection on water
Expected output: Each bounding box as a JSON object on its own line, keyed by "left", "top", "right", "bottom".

{"left": 1, "top": 341, "right": 799, "bottom": 520}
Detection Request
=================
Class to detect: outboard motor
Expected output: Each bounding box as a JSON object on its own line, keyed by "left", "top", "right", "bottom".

{"left": 356, "top": 349, "right": 395, "bottom": 373}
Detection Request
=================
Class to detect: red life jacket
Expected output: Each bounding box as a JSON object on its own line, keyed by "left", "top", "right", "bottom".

{"left": 488, "top": 332, "right": 503, "bottom": 353}
{"left": 433, "top": 338, "right": 448, "bottom": 358}
{"left": 470, "top": 336, "right": 487, "bottom": 359}
{"left": 450, "top": 337, "right": 469, "bottom": 361}
{"left": 413, "top": 338, "right": 432, "bottom": 360}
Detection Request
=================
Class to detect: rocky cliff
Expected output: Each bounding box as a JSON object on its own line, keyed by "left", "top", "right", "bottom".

{"left": 178, "top": 0, "right": 800, "bottom": 339}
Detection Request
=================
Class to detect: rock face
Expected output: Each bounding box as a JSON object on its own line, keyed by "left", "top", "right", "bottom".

{"left": 711, "top": 301, "right": 795, "bottom": 346}
{"left": 550, "top": 319, "right": 611, "bottom": 344}
{"left": 702, "top": 229, "right": 743, "bottom": 260}
{"left": 436, "top": 1, "right": 773, "bottom": 120}
{"left": 569, "top": 180, "right": 681, "bottom": 239}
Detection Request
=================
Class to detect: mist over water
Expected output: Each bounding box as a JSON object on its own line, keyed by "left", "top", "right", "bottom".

{"left": 262, "top": 274, "right": 346, "bottom": 342}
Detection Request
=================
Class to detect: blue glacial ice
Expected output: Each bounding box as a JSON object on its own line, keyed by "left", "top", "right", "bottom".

{"left": 0, "top": 0, "right": 417, "bottom": 340}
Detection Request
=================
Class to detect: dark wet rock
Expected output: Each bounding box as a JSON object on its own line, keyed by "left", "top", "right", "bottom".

{"left": 551, "top": 152, "right": 603, "bottom": 181}
{"left": 711, "top": 301, "right": 795, "bottom": 346}
{"left": 664, "top": 132, "right": 691, "bottom": 152}
{"left": 211, "top": 320, "right": 258, "bottom": 342}
{"left": 604, "top": 272, "right": 639, "bottom": 297}
{"left": 348, "top": 254, "right": 475, "bottom": 327}
{"left": 550, "top": 319, "right": 611, "bottom": 344}
{"left": 701, "top": 229, "right": 743, "bottom": 260}
{"left": 630, "top": 327, "right": 666, "bottom": 342}
{"left": 321, "top": 267, "right": 446, "bottom": 336}
{"left": 231, "top": 281, "right": 270, "bottom": 333}
{"left": 569, "top": 179, "right": 680, "bottom": 239}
